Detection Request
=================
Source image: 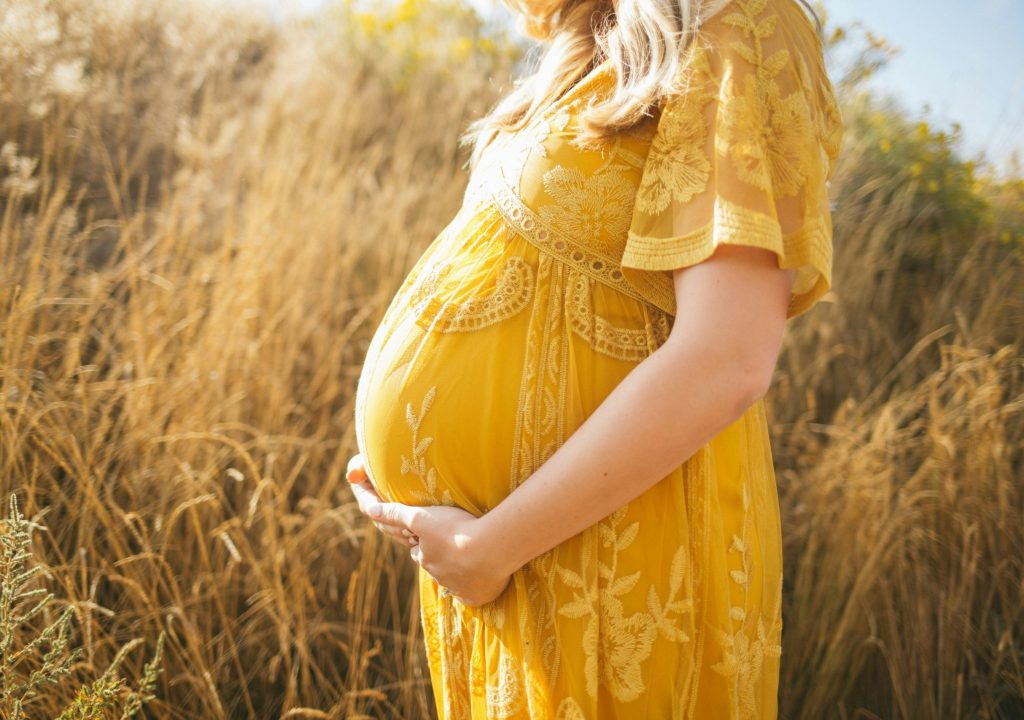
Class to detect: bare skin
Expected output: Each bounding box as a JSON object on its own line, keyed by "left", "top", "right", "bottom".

{"left": 348, "top": 243, "right": 794, "bottom": 606}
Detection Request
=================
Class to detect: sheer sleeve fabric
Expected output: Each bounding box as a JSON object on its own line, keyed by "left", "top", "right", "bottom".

{"left": 622, "top": 0, "right": 844, "bottom": 320}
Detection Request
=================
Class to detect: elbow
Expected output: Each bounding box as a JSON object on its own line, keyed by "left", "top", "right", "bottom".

{"left": 662, "top": 330, "right": 778, "bottom": 418}
{"left": 742, "top": 371, "right": 772, "bottom": 407}
{"left": 723, "top": 331, "right": 783, "bottom": 415}
{"left": 729, "top": 360, "right": 775, "bottom": 417}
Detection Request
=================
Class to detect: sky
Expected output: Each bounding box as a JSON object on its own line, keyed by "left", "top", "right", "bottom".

{"left": 825, "top": 0, "right": 1024, "bottom": 176}
{"left": 260, "top": 0, "right": 1024, "bottom": 176}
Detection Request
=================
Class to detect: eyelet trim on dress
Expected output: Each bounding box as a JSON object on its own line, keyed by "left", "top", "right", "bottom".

{"left": 409, "top": 255, "right": 535, "bottom": 334}
{"left": 567, "top": 269, "right": 671, "bottom": 362}
{"left": 486, "top": 174, "right": 649, "bottom": 308}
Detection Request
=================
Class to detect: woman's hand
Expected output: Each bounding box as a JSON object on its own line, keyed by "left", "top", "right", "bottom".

{"left": 346, "top": 453, "right": 409, "bottom": 544}
{"left": 372, "top": 502, "right": 512, "bottom": 607}
{"left": 345, "top": 454, "right": 512, "bottom": 606}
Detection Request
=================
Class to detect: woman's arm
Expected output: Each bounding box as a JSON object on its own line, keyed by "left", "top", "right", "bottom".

{"left": 474, "top": 243, "right": 793, "bottom": 576}
{"left": 358, "top": 242, "right": 793, "bottom": 605}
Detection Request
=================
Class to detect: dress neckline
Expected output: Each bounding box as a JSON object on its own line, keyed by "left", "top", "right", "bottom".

{"left": 488, "top": 57, "right": 615, "bottom": 145}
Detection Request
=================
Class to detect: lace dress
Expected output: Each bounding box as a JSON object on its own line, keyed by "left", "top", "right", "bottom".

{"left": 353, "top": 0, "right": 843, "bottom": 716}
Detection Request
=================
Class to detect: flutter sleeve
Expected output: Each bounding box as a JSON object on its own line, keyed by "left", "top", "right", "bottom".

{"left": 622, "top": 0, "right": 844, "bottom": 320}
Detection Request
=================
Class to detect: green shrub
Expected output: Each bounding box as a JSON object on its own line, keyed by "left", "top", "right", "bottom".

{"left": 0, "top": 494, "right": 165, "bottom": 719}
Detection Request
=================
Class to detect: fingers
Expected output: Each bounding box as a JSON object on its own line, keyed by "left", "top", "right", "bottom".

{"left": 346, "top": 453, "right": 368, "bottom": 484}
{"left": 365, "top": 509, "right": 417, "bottom": 543}
{"left": 349, "top": 479, "right": 383, "bottom": 514}
{"left": 349, "top": 480, "right": 386, "bottom": 521}
{"left": 344, "top": 454, "right": 423, "bottom": 542}
{"left": 348, "top": 477, "right": 420, "bottom": 544}
{"left": 372, "top": 519, "right": 409, "bottom": 541}
{"left": 371, "top": 501, "right": 422, "bottom": 534}
{"left": 345, "top": 456, "right": 420, "bottom": 534}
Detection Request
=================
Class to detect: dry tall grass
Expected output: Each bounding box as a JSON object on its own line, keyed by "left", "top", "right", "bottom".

{"left": 1, "top": 1, "right": 1021, "bottom": 718}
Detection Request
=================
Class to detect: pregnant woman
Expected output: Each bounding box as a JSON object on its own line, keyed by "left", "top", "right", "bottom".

{"left": 348, "top": 0, "right": 842, "bottom": 716}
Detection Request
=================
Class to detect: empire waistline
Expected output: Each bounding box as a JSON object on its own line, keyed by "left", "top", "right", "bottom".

{"left": 482, "top": 173, "right": 653, "bottom": 308}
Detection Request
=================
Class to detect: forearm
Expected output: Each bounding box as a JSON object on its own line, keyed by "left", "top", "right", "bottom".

{"left": 476, "top": 332, "right": 763, "bottom": 577}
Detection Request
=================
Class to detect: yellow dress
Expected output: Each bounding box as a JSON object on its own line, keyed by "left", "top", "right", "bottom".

{"left": 353, "top": 0, "right": 843, "bottom": 717}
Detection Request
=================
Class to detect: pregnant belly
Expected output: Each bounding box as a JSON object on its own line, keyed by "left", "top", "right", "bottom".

{"left": 355, "top": 304, "right": 530, "bottom": 515}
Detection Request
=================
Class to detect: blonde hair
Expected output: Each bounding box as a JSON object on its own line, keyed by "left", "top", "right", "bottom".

{"left": 459, "top": 0, "right": 822, "bottom": 172}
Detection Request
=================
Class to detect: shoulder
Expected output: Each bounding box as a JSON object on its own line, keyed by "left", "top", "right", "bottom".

{"left": 680, "top": 0, "right": 827, "bottom": 90}
{"left": 679, "top": 0, "right": 842, "bottom": 157}
{"left": 649, "top": 0, "right": 843, "bottom": 179}
{"left": 696, "top": 0, "right": 822, "bottom": 42}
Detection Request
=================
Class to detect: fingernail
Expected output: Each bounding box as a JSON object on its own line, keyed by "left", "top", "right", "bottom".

{"left": 401, "top": 529, "right": 413, "bottom": 537}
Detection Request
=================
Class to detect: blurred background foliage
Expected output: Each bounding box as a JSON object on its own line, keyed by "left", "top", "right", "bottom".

{"left": 0, "top": 0, "right": 1021, "bottom": 718}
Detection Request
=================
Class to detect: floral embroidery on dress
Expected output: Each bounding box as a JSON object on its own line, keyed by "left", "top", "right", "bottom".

{"left": 554, "top": 506, "right": 693, "bottom": 701}
{"left": 539, "top": 164, "right": 636, "bottom": 257}
{"left": 718, "top": 81, "right": 811, "bottom": 196}
{"left": 491, "top": 104, "right": 575, "bottom": 195}
{"left": 634, "top": 56, "right": 714, "bottom": 216}
{"left": 710, "top": 480, "right": 784, "bottom": 719}
{"left": 400, "top": 385, "right": 454, "bottom": 506}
